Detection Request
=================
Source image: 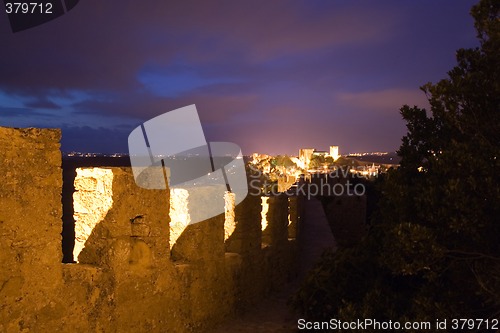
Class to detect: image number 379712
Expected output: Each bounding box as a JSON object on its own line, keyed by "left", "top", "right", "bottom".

{"left": 4, "top": 0, "right": 80, "bottom": 33}
{"left": 5, "top": 2, "right": 53, "bottom": 14}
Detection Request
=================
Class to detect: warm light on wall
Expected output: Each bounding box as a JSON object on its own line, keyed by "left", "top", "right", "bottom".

{"left": 169, "top": 188, "right": 190, "bottom": 250}
{"left": 330, "top": 145, "right": 340, "bottom": 161}
{"left": 224, "top": 191, "right": 236, "bottom": 241}
{"left": 73, "top": 168, "right": 114, "bottom": 262}
{"left": 261, "top": 196, "right": 269, "bottom": 231}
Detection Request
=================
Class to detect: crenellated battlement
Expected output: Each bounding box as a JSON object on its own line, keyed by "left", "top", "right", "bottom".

{"left": 0, "top": 127, "right": 302, "bottom": 332}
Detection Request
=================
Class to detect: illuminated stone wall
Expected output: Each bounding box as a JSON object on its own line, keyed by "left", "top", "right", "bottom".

{"left": 224, "top": 191, "right": 236, "bottom": 241}
{"left": 288, "top": 196, "right": 299, "bottom": 239}
{"left": 262, "top": 195, "right": 288, "bottom": 247}
{"left": 0, "top": 127, "right": 304, "bottom": 332}
{"left": 261, "top": 195, "right": 297, "bottom": 293}
{"left": 73, "top": 168, "right": 114, "bottom": 262}
{"left": 0, "top": 127, "right": 64, "bottom": 332}
{"left": 169, "top": 188, "right": 191, "bottom": 250}
{"left": 225, "top": 195, "right": 265, "bottom": 309}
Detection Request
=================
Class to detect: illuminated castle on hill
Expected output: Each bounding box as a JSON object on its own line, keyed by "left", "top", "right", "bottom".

{"left": 298, "top": 146, "right": 340, "bottom": 169}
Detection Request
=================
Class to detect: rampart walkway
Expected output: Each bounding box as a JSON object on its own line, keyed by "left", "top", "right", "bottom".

{"left": 209, "top": 197, "right": 336, "bottom": 332}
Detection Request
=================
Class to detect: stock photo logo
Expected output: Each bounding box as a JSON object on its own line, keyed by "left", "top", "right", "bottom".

{"left": 128, "top": 104, "right": 248, "bottom": 225}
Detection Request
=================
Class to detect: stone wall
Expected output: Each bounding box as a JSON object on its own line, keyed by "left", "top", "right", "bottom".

{"left": 0, "top": 127, "right": 63, "bottom": 332}
{"left": 0, "top": 127, "right": 303, "bottom": 332}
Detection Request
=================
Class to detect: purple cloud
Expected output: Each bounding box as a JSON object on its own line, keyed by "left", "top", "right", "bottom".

{"left": 0, "top": 0, "right": 478, "bottom": 154}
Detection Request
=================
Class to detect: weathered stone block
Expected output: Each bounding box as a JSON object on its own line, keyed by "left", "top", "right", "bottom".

{"left": 225, "top": 194, "right": 262, "bottom": 256}
{"left": 0, "top": 126, "right": 303, "bottom": 332}
{"left": 262, "top": 195, "right": 288, "bottom": 248}
{"left": 0, "top": 127, "right": 63, "bottom": 332}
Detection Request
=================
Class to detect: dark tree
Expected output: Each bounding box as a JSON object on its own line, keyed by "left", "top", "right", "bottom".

{"left": 292, "top": 0, "right": 499, "bottom": 323}
{"left": 309, "top": 155, "right": 325, "bottom": 169}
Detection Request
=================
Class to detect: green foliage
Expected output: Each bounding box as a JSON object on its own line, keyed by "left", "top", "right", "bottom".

{"left": 291, "top": 0, "right": 500, "bottom": 324}
{"left": 309, "top": 155, "right": 325, "bottom": 168}
{"left": 273, "top": 155, "right": 297, "bottom": 169}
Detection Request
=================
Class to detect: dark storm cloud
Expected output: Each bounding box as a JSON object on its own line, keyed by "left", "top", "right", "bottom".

{"left": 0, "top": 0, "right": 478, "bottom": 154}
{"left": 24, "top": 97, "right": 61, "bottom": 109}
{"left": 69, "top": 86, "right": 258, "bottom": 126}
{"left": 60, "top": 125, "right": 130, "bottom": 153}
{"left": 1, "top": 1, "right": 398, "bottom": 92}
{"left": 0, "top": 107, "right": 57, "bottom": 118}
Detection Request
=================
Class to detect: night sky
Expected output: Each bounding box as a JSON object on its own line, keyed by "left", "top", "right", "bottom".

{"left": 0, "top": 0, "right": 478, "bottom": 155}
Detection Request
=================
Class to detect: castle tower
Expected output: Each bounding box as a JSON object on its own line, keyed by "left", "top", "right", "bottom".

{"left": 329, "top": 146, "right": 339, "bottom": 161}
{"left": 299, "top": 148, "right": 315, "bottom": 169}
